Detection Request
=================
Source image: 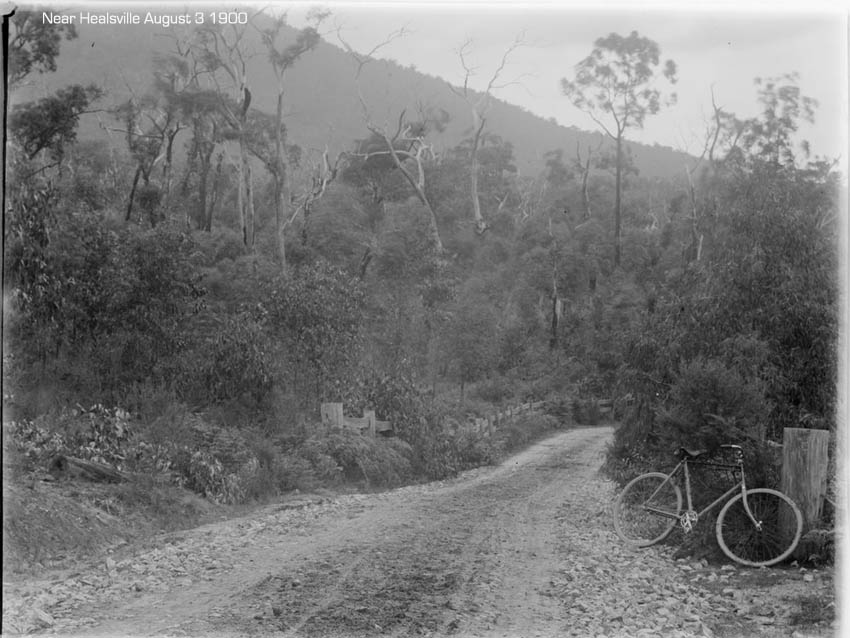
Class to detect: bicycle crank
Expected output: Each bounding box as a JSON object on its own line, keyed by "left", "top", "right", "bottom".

{"left": 680, "top": 510, "right": 699, "bottom": 533}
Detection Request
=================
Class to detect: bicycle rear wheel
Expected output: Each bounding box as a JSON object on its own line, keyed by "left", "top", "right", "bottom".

{"left": 716, "top": 488, "right": 803, "bottom": 567}
{"left": 614, "top": 472, "right": 682, "bottom": 547}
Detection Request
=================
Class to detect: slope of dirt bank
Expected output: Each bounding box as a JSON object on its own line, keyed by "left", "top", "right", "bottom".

{"left": 2, "top": 426, "right": 835, "bottom": 637}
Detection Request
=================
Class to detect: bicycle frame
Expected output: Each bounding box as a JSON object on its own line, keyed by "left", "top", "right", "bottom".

{"left": 642, "top": 451, "right": 763, "bottom": 530}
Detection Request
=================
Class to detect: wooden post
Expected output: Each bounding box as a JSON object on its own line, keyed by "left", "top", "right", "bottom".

{"left": 781, "top": 428, "right": 831, "bottom": 532}
{"left": 486, "top": 414, "right": 494, "bottom": 437}
{"left": 364, "top": 410, "right": 376, "bottom": 437}
{"left": 321, "top": 402, "right": 344, "bottom": 429}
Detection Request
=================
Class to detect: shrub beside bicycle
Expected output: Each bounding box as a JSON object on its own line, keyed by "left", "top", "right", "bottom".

{"left": 612, "top": 444, "right": 803, "bottom": 567}
{"left": 605, "top": 359, "right": 831, "bottom": 565}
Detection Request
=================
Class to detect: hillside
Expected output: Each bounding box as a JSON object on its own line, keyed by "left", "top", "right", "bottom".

{"left": 12, "top": 16, "right": 693, "bottom": 179}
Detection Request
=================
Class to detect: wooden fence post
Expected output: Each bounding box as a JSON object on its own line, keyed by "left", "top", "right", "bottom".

{"left": 321, "top": 402, "right": 344, "bottom": 429}
{"left": 364, "top": 410, "right": 376, "bottom": 437}
{"left": 781, "top": 428, "right": 831, "bottom": 532}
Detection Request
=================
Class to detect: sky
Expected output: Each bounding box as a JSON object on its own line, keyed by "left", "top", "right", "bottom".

{"left": 7, "top": 0, "right": 848, "bottom": 167}
{"left": 279, "top": 0, "right": 848, "bottom": 169}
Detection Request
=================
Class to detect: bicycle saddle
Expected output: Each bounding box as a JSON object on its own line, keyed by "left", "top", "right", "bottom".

{"left": 677, "top": 447, "right": 709, "bottom": 459}
{"left": 677, "top": 444, "right": 743, "bottom": 460}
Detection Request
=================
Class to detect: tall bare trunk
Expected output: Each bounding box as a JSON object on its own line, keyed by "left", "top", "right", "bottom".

{"left": 684, "top": 164, "right": 703, "bottom": 264}
{"left": 162, "top": 128, "right": 178, "bottom": 211}
{"left": 236, "top": 144, "right": 246, "bottom": 247}
{"left": 470, "top": 112, "right": 487, "bottom": 233}
{"left": 614, "top": 135, "right": 622, "bottom": 268}
{"left": 126, "top": 166, "right": 142, "bottom": 222}
{"left": 205, "top": 152, "right": 224, "bottom": 232}
{"left": 243, "top": 149, "right": 255, "bottom": 251}
{"left": 274, "top": 89, "right": 289, "bottom": 269}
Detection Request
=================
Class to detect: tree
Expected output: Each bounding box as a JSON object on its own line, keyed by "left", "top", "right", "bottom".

{"left": 192, "top": 19, "right": 259, "bottom": 250}
{"left": 10, "top": 84, "right": 103, "bottom": 168}
{"left": 450, "top": 35, "right": 525, "bottom": 234}
{"left": 255, "top": 10, "right": 327, "bottom": 268}
{"left": 266, "top": 262, "right": 366, "bottom": 406}
{"left": 610, "top": 74, "right": 837, "bottom": 484}
{"left": 441, "top": 293, "right": 499, "bottom": 401}
{"left": 338, "top": 28, "right": 446, "bottom": 253}
{"left": 8, "top": 9, "right": 78, "bottom": 86}
{"left": 561, "top": 31, "right": 677, "bottom": 267}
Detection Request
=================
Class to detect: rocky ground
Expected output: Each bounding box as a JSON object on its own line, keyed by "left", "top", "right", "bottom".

{"left": 2, "top": 426, "right": 836, "bottom": 637}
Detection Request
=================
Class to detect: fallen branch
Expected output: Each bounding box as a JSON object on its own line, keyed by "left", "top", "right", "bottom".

{"left": 48, "top": 456, "right": 128, "bottom": 483}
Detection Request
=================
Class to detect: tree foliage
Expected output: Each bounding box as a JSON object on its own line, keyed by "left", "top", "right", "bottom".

{"left": 10, "top": 84, "right": 103, "bottom": 163}
{"left": 8, "top": 10, "right": 78, "bottom": 85}
{"left": 3, "top": 13, "right": 839, "bottom": 514}
{"left": 608, "top": 76, "right": 838, "bottom": 488}
{"left": 561, "top": 31, "right": 676, "bottom": 267}
{"left": 265, "top": 262, "right": 366, "bottom": 405}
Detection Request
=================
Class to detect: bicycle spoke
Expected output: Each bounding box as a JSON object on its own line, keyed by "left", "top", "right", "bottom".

{"left": 614, "top": 473, "right": 682, "bottom": 547}
{"left": 716, "top": 489, "right": 803, "bottom": 567}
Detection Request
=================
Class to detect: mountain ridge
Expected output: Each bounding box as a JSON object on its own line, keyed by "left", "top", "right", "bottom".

{"left": 13, "top": 15, "right": 694, "bottom": 179}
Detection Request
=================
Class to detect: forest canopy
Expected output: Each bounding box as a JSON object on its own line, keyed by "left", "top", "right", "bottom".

{"left": 3, "top": 10, "right": 840, "bottom": 504}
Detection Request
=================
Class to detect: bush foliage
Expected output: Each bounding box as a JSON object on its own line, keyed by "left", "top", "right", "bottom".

{"left": 3, "top": 26, "right": 837, "bottom": 544}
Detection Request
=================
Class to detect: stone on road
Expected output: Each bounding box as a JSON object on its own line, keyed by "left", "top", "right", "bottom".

{"left": 2, "top": 426, "right": 833, "bottom": 637}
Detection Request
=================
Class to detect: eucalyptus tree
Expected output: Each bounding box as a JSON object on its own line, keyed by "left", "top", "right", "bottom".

{"left": 7, "top": 9, "right": 78, "bottom": 87}
{"left": 7, "top": 10, "right": 102, "bottom": 178}
{"left": 338, "top": 28, "right": 446, "bottom": 253}
{"left": 561, "top": 31, "right": 677, "bottom": 267}
{"left": 450, "top": 34, "right": 525, "bottom": 234}
{"left": 192, "top": 17, "right": 259, "bottom": 250}
{"left": 254, "top": 9, "right": 328, "bottom": 268}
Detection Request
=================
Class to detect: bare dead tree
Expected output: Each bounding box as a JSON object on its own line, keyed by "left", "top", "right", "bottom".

{"left": 680, "top": 86, "right": 736, "bottom": 264}
{"left": 450, "top": 34, "right": 526, "bottom": 234}
{"left": 288, "top": 146, "right": 347, "bottom": 245}
{"left": 338, "top": 27, "right": 444, "bottom": 253}
{"left": 574, "top": 139, "right": 602, "bottom": 221}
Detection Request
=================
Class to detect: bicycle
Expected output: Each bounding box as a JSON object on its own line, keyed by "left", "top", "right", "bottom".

{"left": 613, "top": 444, "right": 803, "bottom": 567}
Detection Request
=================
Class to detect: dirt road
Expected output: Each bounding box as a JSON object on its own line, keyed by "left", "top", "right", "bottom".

{"left": 3, "top": 426, "right": 834, "bottom": 637}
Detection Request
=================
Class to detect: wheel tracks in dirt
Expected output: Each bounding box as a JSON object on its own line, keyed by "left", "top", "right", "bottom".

{"left": 6, "top": 426, "right": 830, "bottom": 638}
{"left": 55, "top": 427, "right": 609, "bottom": 637}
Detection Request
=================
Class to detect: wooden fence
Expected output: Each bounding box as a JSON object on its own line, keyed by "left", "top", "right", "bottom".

{"left": 320, "top": 403, "right": 393, "bottom": 436}
{"left": 319, "top": 400, "right": 547, "bottom": 438}
{"left": 452, "top": 401, "right": 547, "bottom": 438}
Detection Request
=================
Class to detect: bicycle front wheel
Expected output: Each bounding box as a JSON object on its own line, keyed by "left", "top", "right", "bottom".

{"left": 614, "top": 472, "right": 682, "bottom": 547}
{"left": 716, "top": 488, "right": 803, "bottom": 567}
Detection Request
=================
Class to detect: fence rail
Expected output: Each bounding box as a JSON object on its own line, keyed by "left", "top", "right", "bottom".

{"left": 320, "top": 403, "right": 392, "bottom": 436}
{"left": 319, "top": 400, "right": 547, "bottom": 438}
{"left": 458, "top": 401, "right": 547, "bottom": 438}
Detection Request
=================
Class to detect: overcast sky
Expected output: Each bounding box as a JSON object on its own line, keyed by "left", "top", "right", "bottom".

{"left": 11, "top": 0, "right": 848, "bottom": 169}
{"left": 281, "top": 1, "right": 847, "bottom": 170}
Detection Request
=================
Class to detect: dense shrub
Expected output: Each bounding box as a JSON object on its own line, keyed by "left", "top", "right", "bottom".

{"left": 571, "top": 398, "right": 602, "bottom": 425}
{"left": 301, "top": 431, "right": 415, "bottom": 488}
{"left": 606, "top": 359, "right": 779, "bottom": 489}
{"left": 176, "top": 312, "right": 274, "bottom": 407}
{"left": 5, "top": 205, "right": 203, "bottom": 407}
{"left": 171, "top": 448, "right": 242, "bottom": 504}
{"left": 451, "top": 428, "right": 499, "bottom": 467}
{"left": 265, "top": 261, "right": 366, "bottom": 407}
{"left": 655, "top": 358, "right": 770, "bottom": 450}
{"left": 348, "top": 370, "right": 426, "bottom": 438}
{"left": 7, "top": 404, "right": 133, "bottom": 470}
